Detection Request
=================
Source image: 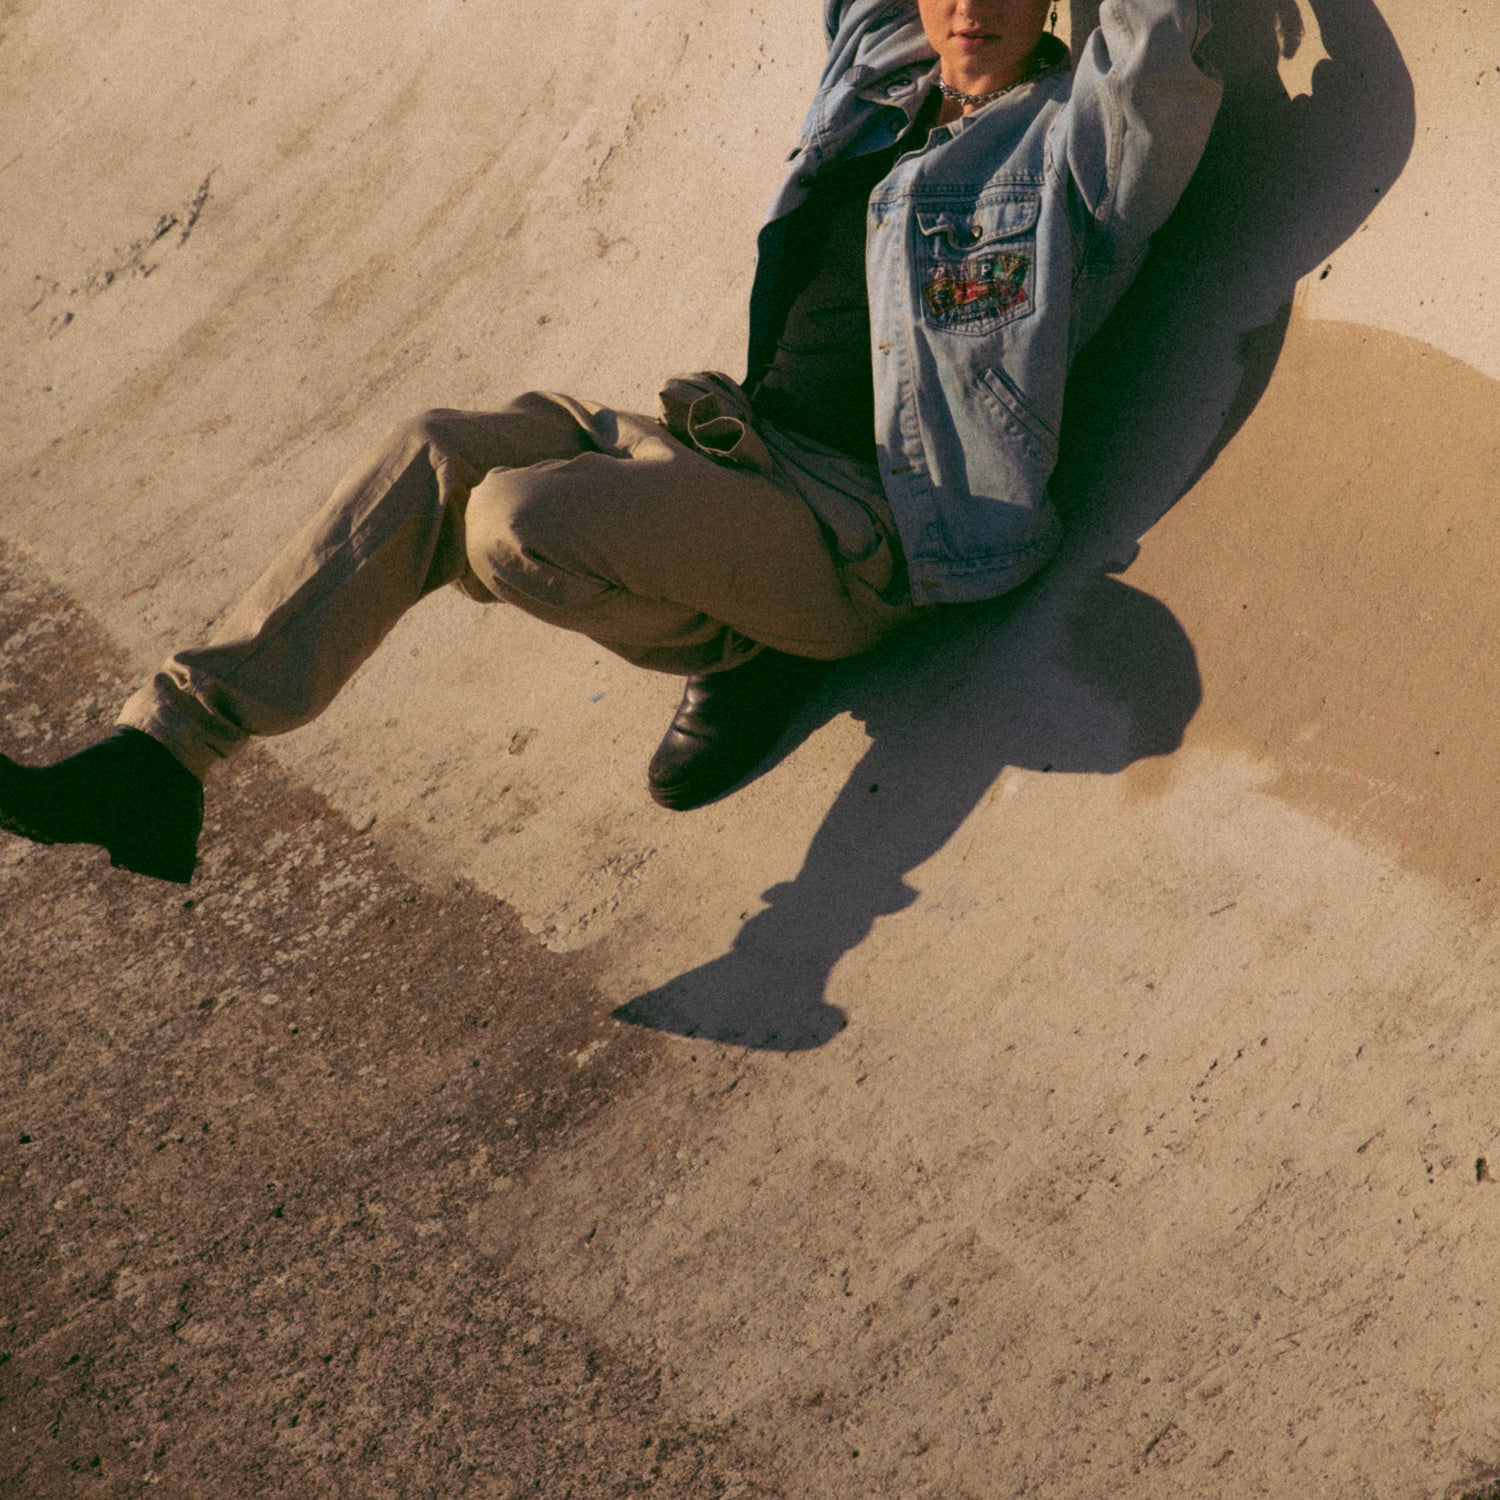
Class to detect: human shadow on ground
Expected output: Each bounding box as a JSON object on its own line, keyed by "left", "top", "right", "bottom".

{"left": 615, "top": 0, "right": 1414, "bottom": 1050}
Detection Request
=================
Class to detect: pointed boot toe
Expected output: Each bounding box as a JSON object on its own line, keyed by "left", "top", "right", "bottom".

{"left": 647, "top": 649, "right": 825, "bottom": 811}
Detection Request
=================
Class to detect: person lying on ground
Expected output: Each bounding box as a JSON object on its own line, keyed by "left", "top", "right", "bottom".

{"left": 0, "top": 0, "right": 1222, "bottom": 884}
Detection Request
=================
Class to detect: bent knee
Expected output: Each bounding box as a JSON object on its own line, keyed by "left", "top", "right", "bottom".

{"left": 464, "top": 463, "right": 615, "bottom": 603}
{"left": 465, "top": 464, "right": 566, "bottom": 565}
{"left": 389, "top": 393, "right": 592, "bottom": 476}
{"left": 386, "top": 407, "right": 472, "bottom": 456}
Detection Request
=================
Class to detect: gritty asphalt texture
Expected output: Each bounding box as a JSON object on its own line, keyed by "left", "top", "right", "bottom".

{"left": 0, "top": 542, "right": 776, "bottom": 1499}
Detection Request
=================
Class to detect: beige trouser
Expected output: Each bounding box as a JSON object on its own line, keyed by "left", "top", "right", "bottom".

{"left": 117, "top": 383, "right": 914, "bottom": 780}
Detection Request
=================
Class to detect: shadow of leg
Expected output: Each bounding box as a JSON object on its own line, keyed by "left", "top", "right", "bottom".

{"left": 615, "top": 572, "right": 1203, "bottom": 1052}
{"left": 615, "top": 740, "right": 920, "bottom": 1051}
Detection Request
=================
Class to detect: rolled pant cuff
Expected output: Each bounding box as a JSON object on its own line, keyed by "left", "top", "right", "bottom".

{"left": 116, "top": 685, "right": 235, "bottom": 783}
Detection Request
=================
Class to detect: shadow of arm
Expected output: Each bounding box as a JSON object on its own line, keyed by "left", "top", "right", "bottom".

{"left": 1289, "top": 0, "right": 1415, "bottom": 255}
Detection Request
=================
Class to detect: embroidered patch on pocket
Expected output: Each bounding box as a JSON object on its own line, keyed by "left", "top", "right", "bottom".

{"left": 922, "top": 252, "right": 1031, "bottom": 327}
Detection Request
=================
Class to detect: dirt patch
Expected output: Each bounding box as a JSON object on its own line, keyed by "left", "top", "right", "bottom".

{"left": 0, "top": 541, "right": 778, "bottom": 1498}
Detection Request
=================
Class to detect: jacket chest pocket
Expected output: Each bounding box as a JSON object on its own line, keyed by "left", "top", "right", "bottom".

{"left": 916, "top": 196, "right": 1039, "bottom": 336}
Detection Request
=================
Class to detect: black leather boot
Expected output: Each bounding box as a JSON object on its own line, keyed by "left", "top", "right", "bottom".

{"left": 648, "top": 649, "right": 825, "bottom": 811}
{"left": 0, "top": 727, "right": 204, "bottom": 883}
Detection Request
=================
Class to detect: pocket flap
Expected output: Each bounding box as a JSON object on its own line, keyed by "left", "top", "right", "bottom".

{"left": 916, "top": 196, "right": 1040, "bottom": 248}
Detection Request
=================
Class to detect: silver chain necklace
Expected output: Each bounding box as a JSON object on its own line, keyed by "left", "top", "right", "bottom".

{"left": 935, "top": 47, "right": 1055, "bottom": 109}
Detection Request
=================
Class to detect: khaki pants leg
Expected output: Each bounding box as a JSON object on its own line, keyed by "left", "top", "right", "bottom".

{"left": 118, "top": 392, "right": 909, "bottom": 780}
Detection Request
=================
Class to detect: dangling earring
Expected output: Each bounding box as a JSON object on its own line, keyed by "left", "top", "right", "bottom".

{"left": 1049, "top": 2, "right": 1059, "bottom": 33}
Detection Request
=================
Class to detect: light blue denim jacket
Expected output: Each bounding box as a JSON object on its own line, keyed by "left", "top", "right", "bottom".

{"left": 748, "top": 0, "right": 1222, "bottom": 604}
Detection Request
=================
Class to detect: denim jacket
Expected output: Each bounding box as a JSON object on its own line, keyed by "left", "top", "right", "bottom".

{"left": 747, "top": 0, "right": 1222, "bottom": 604}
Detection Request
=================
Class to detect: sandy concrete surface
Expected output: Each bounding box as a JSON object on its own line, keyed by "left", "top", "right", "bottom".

{"left": 0, "top": 545, "right": 772, "bottom": 1497}
{"left": 4, "top": 0, "right": 1500, "bottom": 1495}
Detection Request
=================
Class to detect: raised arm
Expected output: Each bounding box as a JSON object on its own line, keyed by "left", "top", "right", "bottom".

{"left": 1055, "top": 0, "right": 1224, "bottom": 261}
{"left": 823, "top": 0, "right": 912, "bottom": 48}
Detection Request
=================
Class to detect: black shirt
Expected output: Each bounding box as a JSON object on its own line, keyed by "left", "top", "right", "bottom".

{"left": 749, "top": 98, "right": 937, "bottom": 461}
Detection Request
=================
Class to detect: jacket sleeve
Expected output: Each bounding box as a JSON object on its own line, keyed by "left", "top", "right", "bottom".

{"left": 1054, "top": 0, "right": 1223, "bottom": 261}
{"left": 824, "top": 0, "right": 914, "bottom": 47}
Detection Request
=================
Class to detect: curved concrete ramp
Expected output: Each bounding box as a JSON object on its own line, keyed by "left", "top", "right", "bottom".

{"left": 5, "top": 0, "right": 1500, "bottom": 1494}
